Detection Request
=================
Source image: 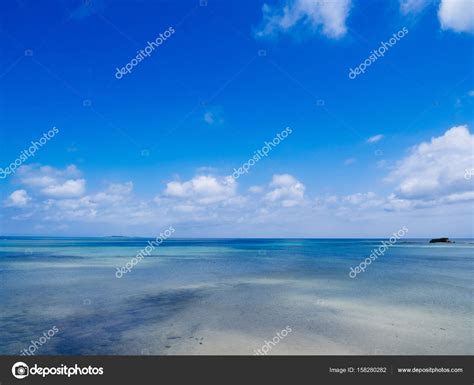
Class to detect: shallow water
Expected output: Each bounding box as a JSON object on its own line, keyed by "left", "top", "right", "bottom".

{"left": 0, "top": 237, "right": 472, "bottom": 355}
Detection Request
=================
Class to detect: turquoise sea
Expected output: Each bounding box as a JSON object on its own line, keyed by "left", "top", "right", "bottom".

{"left": 0, "top": 237, "right": 472, "bottom": 355}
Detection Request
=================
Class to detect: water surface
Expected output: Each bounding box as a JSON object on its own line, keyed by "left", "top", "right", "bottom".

{"left": 0, "top": 237, "right": 472, "bottom": 355}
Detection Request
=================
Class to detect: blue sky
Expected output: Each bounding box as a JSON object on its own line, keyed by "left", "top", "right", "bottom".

{"left": 1, "top": 0, "right": 473, "bottom": 237}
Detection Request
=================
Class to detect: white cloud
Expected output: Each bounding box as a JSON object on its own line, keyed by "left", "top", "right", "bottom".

{"left": 400, "top": 0, "right": 431, "bottom": 14}
{"left": 91, "top": 182, "right": 133, "bottom": 204}
{"left": 468, "top": 90, "right": 474, "bottom": 96}
{"left": 17, "top": 164, "right": 80, "bottom": 186}
{"left": 38, "top": 181, "right": 141, "bottom": 223}
{"left": 17, "top": 175, "right": 57, "bottom": 188}
{"left": 5, "top": 143, "right": 473, "bottom": 236}
{"left": 317, "top": 126, "right": 474, "bottom": 213}
{"left": 383, "top": 190, "right": 474, "bottom": 211}
{"left": 255, "top": 0, "right": 351, "bottom": 39}
{"left": 324, "top": 195, "right": 338, "bottom": 204}
{"left": 314, "top": 192, "right": 385, "bottom": 212}
{"left": 264, "top": 174, "right": 305, "bottom": 207}
{"left": 163, "top": 175, "right": 237, "bottom": 204}
{"left": 105, "top": 182, "right": 133, "bottom": 195}
{"left": 15, "top": 164, "right": 86, "bottom": 198}
{"left": 400, "top": 0, "right": 474, "bottom": 34}
{"left": 386, "top": 125, "right": 474, "bottom": 201}
{"left": 7, "top": 165, "right": 142, "bottom": 225}
{"left": 366, "top": 134, "right": 384, "bottom": 143}
{"left": 341, "top": 192, "right": 387, "bottom": 210}
{"left": 173, "top": 204, "right": 201, "bottom": 213}
{"left": 249, "top": 185, "right": 265, "bottom": 193}
{"left": 271, "top": 174, "right": 298, "bottom": 186}
{"left": 18, "top": 164, "right": 80, "bottom": 181}
{"left": 343, "top": 158, "right": 356, "bottom": 165}
{"left": 41, "top": 179, "right": 86, "bottom": 198}
{"left": 196, "top": 166, "right": 218, "bottom": 174}
{"left": 5, "top": 190, "right": 32, "bottom": 208}
{"left": 438, "top": 0, "right": 474, "bottom": 33}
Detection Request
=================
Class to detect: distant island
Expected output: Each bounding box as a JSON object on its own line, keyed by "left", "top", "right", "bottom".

{"left": 429, "top": 238, "right": 454, "bottom": 243}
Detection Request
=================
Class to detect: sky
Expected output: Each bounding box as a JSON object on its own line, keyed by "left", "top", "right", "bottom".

{"left": 0, "top": 0, "right": 473, "bottom": 237}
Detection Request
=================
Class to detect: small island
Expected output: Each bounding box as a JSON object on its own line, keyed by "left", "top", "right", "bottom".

{"left": 429, "top": 237, "right": 454, "bottom": 243}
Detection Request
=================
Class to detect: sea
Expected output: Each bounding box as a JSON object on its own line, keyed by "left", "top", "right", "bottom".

{"left": 0, "top": 237, "right": 472, "bottom": 355}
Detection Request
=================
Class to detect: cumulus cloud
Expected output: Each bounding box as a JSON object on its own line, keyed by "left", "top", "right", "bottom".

{"left": 4, "top": 140, "right": 472, "bottom": 236}
{"left": 91, "top": 182, "right": 133, "bottom": 204}
{"left": 386, "top": 125, "right": 474, "bottom": 201}
{"left": 7, "top": 164, "right": 142, "bottom": 224}
{"left": 264, "top": 174, "right": 306, "bottom": 207}
{"left": 41, "top": 179, "right": 86, "bottom": 198}
{"left": 438, "top": 0, "right": 474, "bottom": 33}
{"left": 5, "top": 190, "right": 32, "bottom": 208}
{"left": 16, "top": 164, "right": 85, "bottom": 198}
{"left": 163, "top": 175, "right": 237, "bottom": 205}
{"left": 17, "top": 164, "right": 81, "bottom": 187}
{"left": 400, "top": 0, "right": 474, "bottom": 34}
{"left": 342, "top": 192, "right": 384, "bottom": 208}
{"left": 315, "top": 126, "right": 474, "bottom": 213}
{"left": 105, "top": 182, "right": 133, "bottom": 195}
{"left": 366, "top": 134, "right": 384, "bottom": 143}
{"left": 255, "top": 0, "right": 351, "bottom": 39}
{"left": 249, "top": 185, "right": 265, "bottom": 193}
{"left": 315, "top": 192, "right": 386, "bottom": 213}
{"left": 39, "top": 181, "right": 139, "bottom": 223}
{"left": 41, "top": 182, "right": 135, "bottom": 223}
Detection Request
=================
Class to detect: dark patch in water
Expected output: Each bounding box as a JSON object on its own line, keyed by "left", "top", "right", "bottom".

{"left": 51, "top": 288, "right": 204, "bottom": 355}
{"left": 0, "top": 252, "right": 86, "bottom": 260}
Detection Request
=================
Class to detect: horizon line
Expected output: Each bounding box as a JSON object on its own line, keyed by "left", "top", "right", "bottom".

{"left": 1, "top": 235, "right": 471, "bottom": 240}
